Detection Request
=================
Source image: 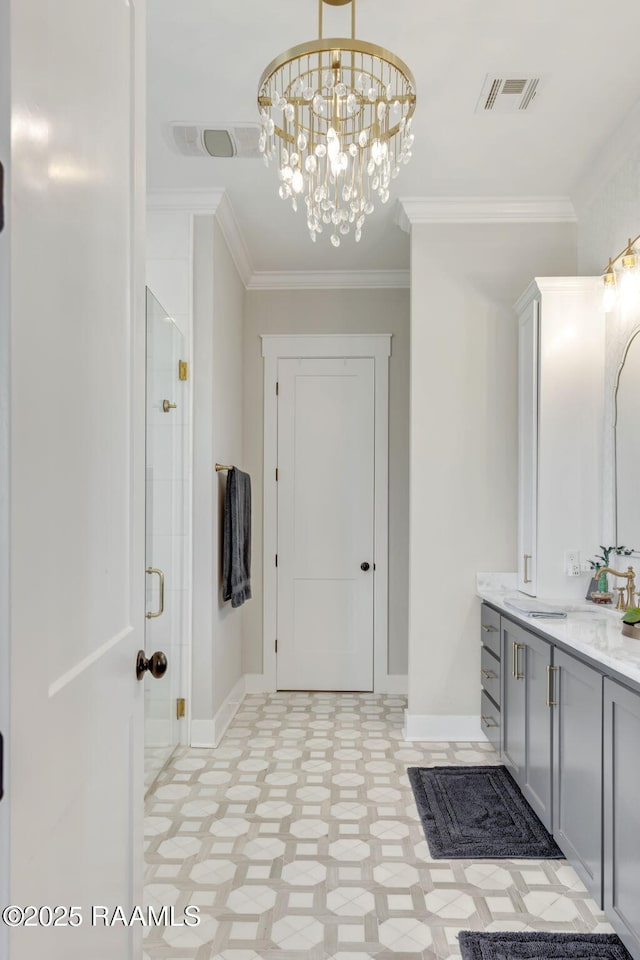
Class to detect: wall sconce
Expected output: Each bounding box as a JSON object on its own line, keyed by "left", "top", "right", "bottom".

{"left": 602, "top": 235, "right": 640, "bottom": 314}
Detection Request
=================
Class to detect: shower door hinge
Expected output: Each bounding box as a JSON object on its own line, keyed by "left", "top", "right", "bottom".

{"left": 178, "top": 360, "right": 188, "bottom": 381}
{"left": 275, "top": 639, "right": 278, "bottom": 653}
{"left": 275, "top": 554, "right": 278, "bottom": 567}
{"left": 276, "top": 381, "right": 279, "bottom": 395}
{"left": 275, "top": 468, "right": 279, "bottom": 481}
{"left": 176, "top": 698, "right": 186, "bottom": 719}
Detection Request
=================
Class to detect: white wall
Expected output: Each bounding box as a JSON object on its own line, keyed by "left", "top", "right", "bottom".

{"left": 407, "top": 223, "right": 577, "bottom": 737}
{"left": 574, "top": 99, "right": 640, "bottom": 276}
{"left": 243, "top": 288, "right": 410, "bottom": 679}
{"left": 191, "top": 216, "right": 245, "bottom": 743}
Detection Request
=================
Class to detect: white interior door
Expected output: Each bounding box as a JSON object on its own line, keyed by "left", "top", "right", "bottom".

{"left": 5, "top": 2, "right": 145, "bottom": 958}
{"left": 277, "top": 358, "right": 375, "bottom": 691}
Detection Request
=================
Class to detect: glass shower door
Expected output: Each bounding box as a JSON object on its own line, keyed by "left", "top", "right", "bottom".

{"left": 144, "top": 289, "right": 188, "bottom": 791}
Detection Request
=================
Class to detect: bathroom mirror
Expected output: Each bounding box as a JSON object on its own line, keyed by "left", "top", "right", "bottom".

{"left": 615, "top": 328, "right": 640, "bottom": 552}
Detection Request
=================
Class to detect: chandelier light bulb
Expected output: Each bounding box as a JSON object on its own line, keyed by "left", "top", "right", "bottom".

{"left": 257, "top": 0, "right": 417, "bottom": 247}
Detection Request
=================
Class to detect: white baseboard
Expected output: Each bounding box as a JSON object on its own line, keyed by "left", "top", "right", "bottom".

{"left": 244, "top": 673, "right": 408, "bottom": 696}
{"left": 244, "top": 673, "right": 275, "bottom": 694}
{"left": 376, "top": 675, "right": 408, "bottom": 695}
{"left": 403, "top": 712, "right": 488, "bottom": 742}
{"left": 190, "top": 718, "right": 217, "bottom": 749}
{"left": 190, "top": 675, "right": 246, "bottom": 748}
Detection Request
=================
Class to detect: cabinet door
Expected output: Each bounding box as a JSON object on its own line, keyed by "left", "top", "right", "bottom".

{"left": 501, "top": 619, "right": 527, "bottom": 781}
{"left": 604, "top": 678, "right": 640, "bottom": 956}
{"left": 522, "top": 631, "right": 553, "bottom": 831}
{"left": 553, "top": 650, "right": 603, "bottom": 904}
{"left": 518, "top": 296, "right": 539, "bottom": 595}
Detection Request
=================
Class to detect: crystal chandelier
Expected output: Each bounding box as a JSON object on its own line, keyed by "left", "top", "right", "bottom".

{"left": 257, "top": 0, "right": 417, "bottom": 247}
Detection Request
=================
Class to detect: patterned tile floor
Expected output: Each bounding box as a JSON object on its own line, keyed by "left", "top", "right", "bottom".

{"left": 143, "top": 693, "right": 612, "bottom": 960}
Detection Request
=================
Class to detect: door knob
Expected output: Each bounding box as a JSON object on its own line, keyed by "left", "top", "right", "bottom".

{"left": 162, "top": 399, "right": 177, "bottom": 413}
{"left": 136, "top": 650, "right": 168, "bottom": 681}
{"left": 361, "top": 562, "right": 371, "bottom": 572}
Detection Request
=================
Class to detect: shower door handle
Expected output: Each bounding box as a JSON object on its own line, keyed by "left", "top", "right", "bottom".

{"left": 146, "top": 567, "right": 165, "bottom": 619}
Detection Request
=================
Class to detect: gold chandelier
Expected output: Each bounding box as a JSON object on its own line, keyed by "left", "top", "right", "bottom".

{"left": 257, "top": 0, "right": 417, "bottom": 247}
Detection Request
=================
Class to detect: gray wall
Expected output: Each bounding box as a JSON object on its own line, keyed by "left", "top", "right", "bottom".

{"left": 243, "top": 288, "right": 410, "bottom": 677}
{"left": 574, "top": 105, "right": 640, "bottom": 274}
{"left": 192, "top": 217, "right": 246, "bottom": 722}
{"left": 408, "top": 223, "right": 577, "bottom": 723}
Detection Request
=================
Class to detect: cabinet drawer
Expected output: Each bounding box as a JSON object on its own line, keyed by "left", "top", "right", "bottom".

{"left": 481, "top": 690, "right": 500, "bottom": 747}
{"left": 480, "top": 604, "right": 501, "bottom": 657}
{"left": 481, "top": 645, "right": 501, "bottom": 707}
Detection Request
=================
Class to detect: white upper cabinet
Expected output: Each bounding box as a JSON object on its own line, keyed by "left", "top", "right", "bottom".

{"left": 515, "top": 279, "right": 604, "bottom": 600}
{"left": 517, "top": 295, "right": 539, "bottom": 595}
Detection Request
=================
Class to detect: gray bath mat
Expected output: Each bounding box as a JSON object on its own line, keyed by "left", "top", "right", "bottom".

{"left": 408, "top": 765, "right": 563, "bottom": 859}
{"left": 458, "top": 931, "right": 632, "bottom": 960}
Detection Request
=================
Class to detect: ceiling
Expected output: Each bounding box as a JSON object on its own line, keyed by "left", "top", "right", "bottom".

{"left": 147, "top": 0, "right": 640, "bottom": 273}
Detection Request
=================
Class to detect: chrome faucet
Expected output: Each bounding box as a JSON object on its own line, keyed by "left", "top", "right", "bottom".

{"left": 598, "top": 565, "right": 636, "bottom": 609}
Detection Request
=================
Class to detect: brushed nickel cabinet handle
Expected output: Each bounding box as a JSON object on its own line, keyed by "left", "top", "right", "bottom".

{"left": 481, "top": 624, "right": 498, "bottom": 633}
{"left": 481, "top": 669, "right": 497, "bottom": 680}
{"left": 547, "top": 665, "right": 559, "bottom": 707}
{"left": 513, "top": 642, "right": 524, "bottom": 680}
{"left": 523, "top": 554, "right": 532, "bottom": 584}
{"left": 146, "top": 567, "right": 165, "bottom": 619}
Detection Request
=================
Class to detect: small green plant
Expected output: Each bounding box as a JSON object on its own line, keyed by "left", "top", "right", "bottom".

{"left": 622, "top": 607, "right": 640, "bottom": 625}
{"left": 588, "top": 545, "right": 634, "bottom": 571}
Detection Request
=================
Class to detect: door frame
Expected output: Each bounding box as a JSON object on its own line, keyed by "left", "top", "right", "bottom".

{"left": 0, "top": 0, "right": 9, "bottom": 943}
{"left": 262, "top": 334, "right": 392, "bottom": 693}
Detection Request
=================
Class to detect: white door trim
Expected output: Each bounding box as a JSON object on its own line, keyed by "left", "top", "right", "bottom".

{"left": 262, "top": 334, "right": 392, "bottom": 693}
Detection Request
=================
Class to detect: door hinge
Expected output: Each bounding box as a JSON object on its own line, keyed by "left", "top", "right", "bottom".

{"left": 275, "top": 468, "right": 279, "bottom": 481}
{"left": 275, "top": 554, "right": 278, "bottom": 567}
{"left": 178, "top": 360, "right": 188, "bottom": 381}
{"left": 276, "top": 381, "right": 279, "bottom": 396}
{"left": 275, "top": 638, "right": 278, "bottom": 653}
{"left": 176, "top": 698, "right": 186, "bottom": 719}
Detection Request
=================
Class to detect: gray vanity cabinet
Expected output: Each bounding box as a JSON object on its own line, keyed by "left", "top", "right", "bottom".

{"left": 521, "top": 629, "right": 553, "bottom": 831}
{"left": 604, "top": 678, "right": 640, "bottom": 957}
{"left": 502, "top": 618, "right": 527, "bottom": 776}
{"left": 552, "top": 649, "right": 603, "bottom": 906}
{"left": 501, "top": 618, "right": 553, "bottom": 831}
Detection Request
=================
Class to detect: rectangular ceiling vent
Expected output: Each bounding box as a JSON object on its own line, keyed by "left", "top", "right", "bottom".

{"left": 170, "top": 123, "right": 261, "bottom": 159}
{"left": 476, "top": 75, "right": 542, "bottom": 114}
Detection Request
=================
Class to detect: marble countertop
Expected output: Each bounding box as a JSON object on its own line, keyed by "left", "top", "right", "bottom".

{"left": 476, "top": 574, "right": 640, "bottom": 687}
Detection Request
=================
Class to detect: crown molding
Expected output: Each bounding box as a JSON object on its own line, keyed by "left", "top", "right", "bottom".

{"left": 147, "top": 189, "right": 253, "bottom": 286}
{"left": 396, "top": 196, "right": 577, "bottom": 232}
{"left": 247, "top": 269, "right": 410, "bottom": 290}
{"left": 146, "top": 188, "right": 226, "bottom": 213}
{"left": 146, "top": 190, "right": 409, "bottom": 290}
{"left": 215, "top": 193, "right": 253, "bottom": 288}
{"left": 514, "top": 276, "right": 601, "bottom": 314}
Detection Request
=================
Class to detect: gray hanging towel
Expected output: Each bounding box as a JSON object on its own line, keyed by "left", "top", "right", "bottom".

{"left": 222, "top": 467, "right": 252, "bottom": 608}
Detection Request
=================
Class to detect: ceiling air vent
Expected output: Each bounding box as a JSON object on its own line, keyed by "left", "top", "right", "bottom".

{"left": 476, "top": 75, "right": 542, "bottom": 114}
{"left": 170, "top": 123, "right": 261, "bottom": 159}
